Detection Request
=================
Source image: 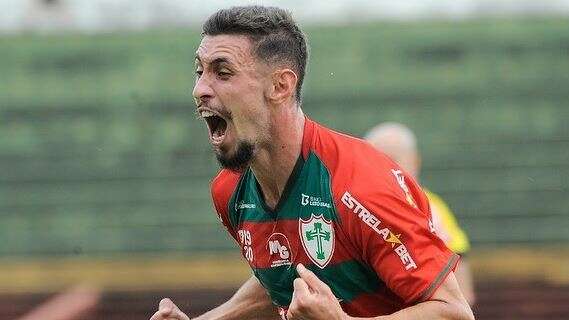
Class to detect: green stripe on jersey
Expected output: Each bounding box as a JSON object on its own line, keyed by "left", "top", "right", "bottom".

{"left": 254, "top": 260, "right": 383, "bottom": 306}
{"left": 228, "top": 152, "right": 338, "bottom": 225}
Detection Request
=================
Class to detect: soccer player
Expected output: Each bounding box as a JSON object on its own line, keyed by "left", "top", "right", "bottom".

{"left": 365, "top": 122, "right": 476, "bottom": 306}
{"left": 151, "top": 6, "right": 474, "bottom": 320}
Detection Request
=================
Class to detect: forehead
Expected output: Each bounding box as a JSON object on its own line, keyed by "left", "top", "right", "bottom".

{"left": 195, "top": 34, "right": 255, "bottom": 65}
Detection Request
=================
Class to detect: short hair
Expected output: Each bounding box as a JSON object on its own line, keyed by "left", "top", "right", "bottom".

{"left": 202, "top": 6, "right": 308, "bottom": 102}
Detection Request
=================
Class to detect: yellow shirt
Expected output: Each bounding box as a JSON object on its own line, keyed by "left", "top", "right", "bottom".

{"left": 424, "top": 189, "right": 471, "bottom": 254}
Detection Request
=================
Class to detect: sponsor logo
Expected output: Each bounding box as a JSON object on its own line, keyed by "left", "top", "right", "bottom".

{"left": 391, "top": 169, "right": 418, "bottom": 208}
{"left": 235, "top": 200, "right": 256, "bottom": 210}
{"left": 341, "top": 191, "right": 417, "bottom": 270}
{"left": 299, "top": 214, "right": 335, "bottom": 269}
{"left": 301, "top": 194, "right": 310, "bottom": 206}
{"left": 300, "top": 193, "right": 332, "bottom": 208}
{"left": 267, "top": 233, "right": 293, "bottom": 268}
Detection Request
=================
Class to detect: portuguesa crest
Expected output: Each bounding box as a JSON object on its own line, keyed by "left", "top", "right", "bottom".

{"left": 299, "top": 214, "right": 335, "bottom": 268}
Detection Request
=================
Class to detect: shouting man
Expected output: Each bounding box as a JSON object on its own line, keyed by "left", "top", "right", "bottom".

{"left": 151, "top": 5, "right": 474, "bottom": 320}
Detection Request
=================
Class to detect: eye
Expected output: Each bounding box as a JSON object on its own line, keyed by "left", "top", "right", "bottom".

{"left": 218, "top": 73, "right": 230, "bottom": 79}
{"left": 217, "top": 68, "right": 232, "bottom": 79}
{"left": 195, "top": 69, "right": 203, "bottom": 77}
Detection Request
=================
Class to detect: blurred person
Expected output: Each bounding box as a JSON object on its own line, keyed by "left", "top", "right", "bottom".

{"left": 365, "top": 122, "right": 476, "bottom": 306}
{"left": 151, "top": 5, "right": 473, "bottom": 320}
{"left": 16, "top": 285, "right": 100, "bottom": 320}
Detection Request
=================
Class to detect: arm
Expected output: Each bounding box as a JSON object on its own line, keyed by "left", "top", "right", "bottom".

{"left": 151, "top": 276, "right": 280, "bottom": 320}
{"left": 194, "top": 276, "right": 280, "bottom": 320}
{"left": 369, "top": 272, "right": 474, "bottom": 320}
{"left": 454, "top": 258, "right": 475, "bottom": 306}
{"left": 428, "top": 192, "right": 476, "bottom": 306}
{"left": 287, "top": 265, "right": 474, "bottom": 320}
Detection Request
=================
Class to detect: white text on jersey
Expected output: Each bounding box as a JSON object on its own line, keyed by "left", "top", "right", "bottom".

{"left": 341, "top": 191, "right": 417, "bottom": 270}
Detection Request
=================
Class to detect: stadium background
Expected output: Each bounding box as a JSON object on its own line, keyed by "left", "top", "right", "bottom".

{"left": 1, "top": 0, "right": 568, "bottom": 319}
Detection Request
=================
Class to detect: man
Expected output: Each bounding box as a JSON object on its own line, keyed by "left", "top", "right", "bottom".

{"left": 365, "top": 122, "right": 476, "bottom": 306}
{"left": 151, "top": 6, "right": 474, "bottom": 320}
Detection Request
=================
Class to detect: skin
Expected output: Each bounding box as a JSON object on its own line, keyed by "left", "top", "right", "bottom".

{"left": 17, "top": 285, "right": 100, "bottom": 320}
{"left": 365, "top": 123, "right": 476, "bottom": 306}
{"left": 150, "top": 34, "right": 474, "bottom": 320}
{"left": 192, "top": 34, "right": 304, "bottom": 208}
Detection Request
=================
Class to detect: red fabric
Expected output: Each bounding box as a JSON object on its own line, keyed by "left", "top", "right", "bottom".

{"left": 210, "top": 169, "right": 241, "bottom": 242}
{"left": 210, "top": 117, "right": 458, "bottom": 311}
{"left": 307, "top": 118, "right": 458, "bottom": 304}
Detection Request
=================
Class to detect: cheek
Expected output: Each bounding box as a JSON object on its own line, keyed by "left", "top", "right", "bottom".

{"left": 234, "top": 106, "right": 269, "bottom": 138}
{"left": 232, "top": 92, "right": 269, "bottom": 128}
{"left": 221, "top": 75, "right": 270, "bottom": 135}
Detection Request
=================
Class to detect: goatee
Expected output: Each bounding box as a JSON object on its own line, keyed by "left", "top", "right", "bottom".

{"left": 216, "top": 140, "right": 255, "bottom": 172}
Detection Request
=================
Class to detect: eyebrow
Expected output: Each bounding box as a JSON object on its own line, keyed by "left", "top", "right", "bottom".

{"left": 194, "top": 55, "right": 232, "bottom": 67}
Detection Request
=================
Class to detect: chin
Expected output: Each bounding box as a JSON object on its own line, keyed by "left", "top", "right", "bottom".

{"left": 215, "top": 140, "right": 255, "bottom": 171}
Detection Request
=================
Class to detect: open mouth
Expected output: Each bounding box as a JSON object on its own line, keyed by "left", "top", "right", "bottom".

{"left": 200, "top": 109, "right": 228, "bottom": 144}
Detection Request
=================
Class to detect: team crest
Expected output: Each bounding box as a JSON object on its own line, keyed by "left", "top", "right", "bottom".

{"left": 299, "top": 214, "right": 335, "bottom": 269}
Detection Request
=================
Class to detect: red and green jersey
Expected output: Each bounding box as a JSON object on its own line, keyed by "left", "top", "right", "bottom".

{"left": 211, "top": 117, "right": 458, "bottom": 318}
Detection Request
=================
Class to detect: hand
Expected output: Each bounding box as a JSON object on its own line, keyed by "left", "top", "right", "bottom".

{"left": 286, "top": 264, "right": 348, "bottom": 320}
{"left": 150, "top": 298, "right": 190, "bottom": 320}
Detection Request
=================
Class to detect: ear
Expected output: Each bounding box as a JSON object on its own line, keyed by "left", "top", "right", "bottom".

{"left": 269, "top": 68, "right": 298, "bottom": 104}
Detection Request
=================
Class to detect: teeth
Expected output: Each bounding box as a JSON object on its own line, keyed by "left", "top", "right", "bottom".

{"left": 200, "top": 110, "right": 215, "bottom": 118}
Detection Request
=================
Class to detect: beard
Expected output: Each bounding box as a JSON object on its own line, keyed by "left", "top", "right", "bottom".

{"left": 215, "top": 140, "right": 255, "bottom": 172}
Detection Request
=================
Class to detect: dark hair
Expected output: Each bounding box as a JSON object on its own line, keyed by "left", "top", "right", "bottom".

{"left": 203, "top": 6, "right": 308, "bottom": 102}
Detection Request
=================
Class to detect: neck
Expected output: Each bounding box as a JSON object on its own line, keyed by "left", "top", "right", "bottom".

{"left": 250, "top": 105, "right": 305, "bottom": 210}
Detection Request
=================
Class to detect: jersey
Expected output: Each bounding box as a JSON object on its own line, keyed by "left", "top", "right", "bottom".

{"left": 211, "top": 117, "right": 459, "bottom": 317}
{"left": 425, "top": 189, "right": 471, "bottom": 255}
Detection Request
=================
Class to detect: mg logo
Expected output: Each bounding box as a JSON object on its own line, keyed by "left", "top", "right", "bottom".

{"left": 267, "top": 233, "right": 292, "bottom": 268}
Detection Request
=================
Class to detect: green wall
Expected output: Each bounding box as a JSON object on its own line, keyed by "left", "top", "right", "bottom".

{"left": 1, "top": 19, "right": 568, "bottom": 256}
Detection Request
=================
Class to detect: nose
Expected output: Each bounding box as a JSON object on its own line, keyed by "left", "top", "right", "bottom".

{"left": 192, "top": 73, "right": 214, "bottom": 106}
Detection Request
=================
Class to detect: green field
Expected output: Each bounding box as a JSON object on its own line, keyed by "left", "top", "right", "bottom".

{"left": 1, "top": 18, "right": 568, "bottom": 256}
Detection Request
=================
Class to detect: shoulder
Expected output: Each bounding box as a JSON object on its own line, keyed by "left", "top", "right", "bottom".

{"left": 211, "top": 169, "right": 242, "bottom": 212}
{"left": 309, "top": 122, "right": 411, "bottom": 201}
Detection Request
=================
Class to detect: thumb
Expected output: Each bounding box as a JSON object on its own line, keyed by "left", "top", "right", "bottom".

{"left": 288, "top": 278, "right": 312, "bottom": 319}
{"left": 292, "top": 277, "right": 311, "bottom": 297}
{"left": 158, "top": 298, "right": 177, "bottom": 315}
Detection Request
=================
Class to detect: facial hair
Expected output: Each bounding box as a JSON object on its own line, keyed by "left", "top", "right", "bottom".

{"left": 216, "top": 140, "right": 255, "bottom": 172}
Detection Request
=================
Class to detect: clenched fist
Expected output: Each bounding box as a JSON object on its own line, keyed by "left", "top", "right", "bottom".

{"left": 286, "top": 264, "right": 348, "bottom": 320}
{"left": 150, "top": 298, "right": 190, "bottom": 320}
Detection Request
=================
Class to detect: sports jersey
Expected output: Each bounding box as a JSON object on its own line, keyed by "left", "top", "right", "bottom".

{"left": 425, "top": 189, "right": 471, "bottom": 255}
{"left": 211, "top": 117, "right": 458, "bottom": 317}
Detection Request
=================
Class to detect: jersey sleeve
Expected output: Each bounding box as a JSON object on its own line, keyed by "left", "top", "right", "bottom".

{"left": 337, "top": 169, "right": 459, "bottom": 304}
{"left": 210, "top": 170, "right": 240, "bottom": 243}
